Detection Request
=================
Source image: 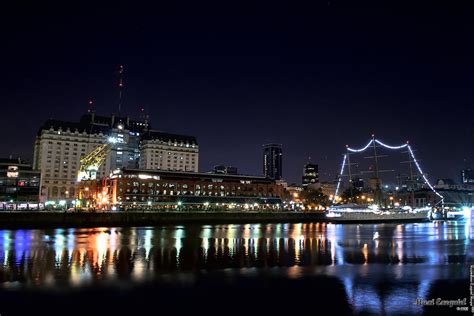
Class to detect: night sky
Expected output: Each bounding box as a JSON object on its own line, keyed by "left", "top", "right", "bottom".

{"left": 1, "top": 1, "right": 473, "bottom": 184}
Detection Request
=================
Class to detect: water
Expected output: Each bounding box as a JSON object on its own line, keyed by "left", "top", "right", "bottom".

{"left": 0, "top": 221, "right": 472, "bottom": 315}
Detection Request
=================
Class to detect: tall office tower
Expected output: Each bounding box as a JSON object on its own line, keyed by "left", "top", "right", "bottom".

{"left": 263, "top": 143, "right": 283, "bottom": 180}
{"left": 302, "top": 163, "right": 319, "bottom": 187}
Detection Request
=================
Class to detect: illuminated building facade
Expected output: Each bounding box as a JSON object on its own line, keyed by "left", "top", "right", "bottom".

{"left": 302, "top": 163, "right": 319, "bottom": 188}
{"left": 77, "top": 168, "right": 283, "bottom": 210}
{"left": 138, "top": 131, "right": 198, "bottom": 172}
{"left": 33, "top": 113, "right": 199, "bottom": 202}
{"left": 263, "top": 143, "right": 283, "bottom": 180}
{"left": 0, "top": 158, "right": 40, "bottom": 209}
{"left": 213, "top": 165, "right": 238, "bottom": 175}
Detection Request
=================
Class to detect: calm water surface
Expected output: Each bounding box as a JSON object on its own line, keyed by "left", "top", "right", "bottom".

{"left": 0, "top": 220, "right": 472, "bottom": 315}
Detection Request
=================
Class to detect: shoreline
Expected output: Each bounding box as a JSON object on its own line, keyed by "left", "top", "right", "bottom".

{"left": 0, "top": 211, "right": 431, "bottom": 229}
{"left": 0, "top": 211, "right": 326, "bottom": 229}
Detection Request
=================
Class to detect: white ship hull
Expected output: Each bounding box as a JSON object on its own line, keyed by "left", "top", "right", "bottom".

{"left": 326, "top": 207, "right": 430, "bottom": 223}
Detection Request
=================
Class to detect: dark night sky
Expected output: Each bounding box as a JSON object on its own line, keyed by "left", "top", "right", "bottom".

{"left": 1, "top": 1, "right": 473, "bottom": 184}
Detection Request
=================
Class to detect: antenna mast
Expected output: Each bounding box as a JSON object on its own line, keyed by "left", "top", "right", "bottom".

{"left": 118, "top": 65, "right": 124, "bottom": 116}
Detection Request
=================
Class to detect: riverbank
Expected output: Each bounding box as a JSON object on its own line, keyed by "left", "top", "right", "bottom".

{"left": 0, "top": 211, "right": 328, "bottom": 228}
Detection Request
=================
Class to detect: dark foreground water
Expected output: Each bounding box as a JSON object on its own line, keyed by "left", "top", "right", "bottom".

{"left": 0, "top": 220, "right": 472, "bottom": 315}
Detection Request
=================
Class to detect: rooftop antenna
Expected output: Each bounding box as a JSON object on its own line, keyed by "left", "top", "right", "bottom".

{"left": 87, "top": 99, "right": 94, "bottom": 113}
{"left": 117, "top": 65, "right": 124, "bottom": 116}
{"left": 140, "top": 106, "right": 150, "bottom": 130}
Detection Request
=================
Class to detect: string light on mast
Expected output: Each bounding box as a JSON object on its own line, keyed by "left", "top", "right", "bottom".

{"left": 347, "top": 139, "right": 374, "bottom": 152}
{"left": 333, "top": 137, "right": 443, "bottom": 205}
{"left": 333, "top": 154, "right": 347, "bottom": 201}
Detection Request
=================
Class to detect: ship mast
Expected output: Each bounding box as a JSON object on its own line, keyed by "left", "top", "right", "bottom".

{"left": 361, "top": 135, "right": 392, "bottom": 207}
{"left": 346, "top": 146, "right": 353, "bottom": 201}
{"left": 371, "top": 135, "right": 383, "bottom": 206}
{"left": 401, "top": 144, "right": 416, "bottom": 208}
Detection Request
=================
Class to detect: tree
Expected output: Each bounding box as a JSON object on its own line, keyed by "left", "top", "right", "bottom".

{"left": 300, "top": 188, "right": 330, "bottom": 210}
{"left": 340, "top": 188, "right": 358, "bottom": 203}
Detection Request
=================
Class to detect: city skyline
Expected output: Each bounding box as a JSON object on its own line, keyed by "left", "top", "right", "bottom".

{"left": 1, "top": 1, "right": 473, "bottom": 184}
{"left": 0, "top": 2, "right": 472, "bottom": 314}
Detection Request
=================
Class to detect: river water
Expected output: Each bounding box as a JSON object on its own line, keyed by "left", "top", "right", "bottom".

{"left": 0, "top": 220, "right": 472, "bottom": 315}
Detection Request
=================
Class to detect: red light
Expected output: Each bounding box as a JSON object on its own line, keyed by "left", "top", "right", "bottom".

{"left": 18, "top": 181, "right": 25, "bottom": 187}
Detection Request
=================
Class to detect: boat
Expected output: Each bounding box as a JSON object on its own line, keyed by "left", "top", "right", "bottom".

{"left": 327, "top": 136, "right": 443, "bottom": 223}
{"left": 326, "top": 204, "right": 430, "bottom": 222}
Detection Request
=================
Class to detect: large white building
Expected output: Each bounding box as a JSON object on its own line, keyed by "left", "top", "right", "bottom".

{"left": 139, "top": 131, "right": 198, "bottom": 172}
{"left": 33, "top": 113, "right": 199, "bottom": 202}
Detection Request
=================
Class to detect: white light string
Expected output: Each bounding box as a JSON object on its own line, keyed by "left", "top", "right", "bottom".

{"left": 347, "top": 139, "right": 374, "bottom": 152}
{"left": 407, "top": 145, "right": 444, "bottom": 200}
{"left": 333, "top": 138, "right": 444, "bottom": 203}
{"left": 375, "top": 139, "right": 408, "bottom": 150}
{"left": 333, "top": 154, "right": 347, "bottom": 201}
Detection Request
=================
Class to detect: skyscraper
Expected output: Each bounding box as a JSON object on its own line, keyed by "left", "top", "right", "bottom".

{"left": 302, "top": 163, "right": 319, "bottom": 187}
{"left": 263, "top": 144, "right": 283, "bottom": 180}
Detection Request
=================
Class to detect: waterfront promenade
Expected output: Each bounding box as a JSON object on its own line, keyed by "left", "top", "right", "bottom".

{"left": 0, "top": 211, "right": 327, "bottom": 228}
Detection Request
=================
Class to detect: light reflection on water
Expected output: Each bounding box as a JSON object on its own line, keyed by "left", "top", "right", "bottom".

{"left": 0, "top": 220, "right": 472, "bottom": 314}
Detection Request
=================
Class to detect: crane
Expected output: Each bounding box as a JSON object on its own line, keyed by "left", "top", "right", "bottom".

{"left": 77, "top": 143, "right": 112, "bottom": 181}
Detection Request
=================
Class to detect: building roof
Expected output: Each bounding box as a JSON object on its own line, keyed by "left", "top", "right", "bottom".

{"left": 37, "top": 114, "right": 197, "bottom": 145}
{"left": 0, "top": 158, "right": 30, "bottom": 166}
{"left": 79, "top": 114, "right": 151, "bottom": 132}
{"left": 37, "top": 119, "right": 110, "bottom": 136}
{"left": 116, "top": 168, "right": 274, "bottom": 183}
{"left": 141, "top": 130, "right": 198, "bottom": 145}
{"left": 262, "top": 143, "right": 282, "bottom": 148}
{"left": 436, "top": 179, "right": 456, "bottom": 186}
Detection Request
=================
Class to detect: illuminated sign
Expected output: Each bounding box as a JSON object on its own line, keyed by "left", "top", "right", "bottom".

{"left": 7, "top": 166, "right": 18, "bottom": 178}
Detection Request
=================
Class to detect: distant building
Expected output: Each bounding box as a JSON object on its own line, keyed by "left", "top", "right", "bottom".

{"left": 367, "top": 177, "right": 381, "bottom": 190}
{"left": 400, "top": 175, "right": 426, "bottom": 191}
{"left": 33, "top": 113, "right": 199, "bottom": 202}
{"left": 285, "top": 185, "right": 303, "bottom": 203}
{"left": 400, "top": 188, "right": 473, "bottom": 210}
{"left": 263, "top": 144, "right": 282, "bottom": 180}
{"left": 461, "top": 169, "right": 474, "bottom": 184}
{"left": 351, "top": 178, "right": 364, "bottom": 191}
{"left": 213, "top": 165, "right": 238, "bottom": 175}
{"left": 320, "top": 181, "right": 337, "bottom": 198}
{"left": 435, "top": 179, "right": 456, "bottom": 186}
{"left": 434, "top": 179, "right": 474, "bottom": 191}
{"left": 0, "top": 158, "right": 40, "bottom": 209}
{"left": 302, "top": 163, "right": 319, "bottom": 188}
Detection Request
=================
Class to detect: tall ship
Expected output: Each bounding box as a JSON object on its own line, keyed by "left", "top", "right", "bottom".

{"left": 326, "top": 136, "right": 443, "bottom": 222}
